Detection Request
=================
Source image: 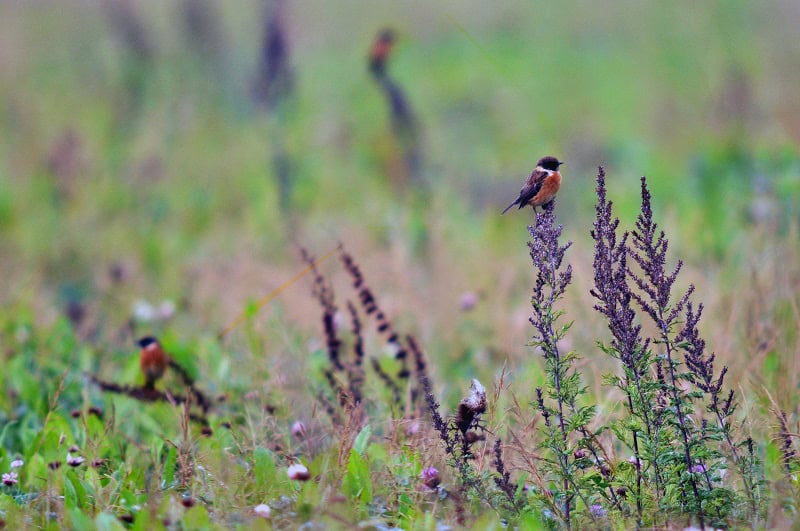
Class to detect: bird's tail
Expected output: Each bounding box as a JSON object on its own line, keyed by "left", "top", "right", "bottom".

{"left": 501, "top": 200, "right": 517, "bottom": 215}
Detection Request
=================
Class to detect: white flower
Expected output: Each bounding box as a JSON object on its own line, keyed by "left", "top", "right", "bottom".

{"left": 287, "top": 463, "right": 310, "bottom": 481}
{"left": 253, "top": 504, "right": 271, "bottom": 518}
{"left": 133, "top": 300, "right": 155, "bottom": 322}
{"left": 10, "top": 459, "right": 23, "bottom": 469}
{"left": 2, "top": 472, "right": 18, "bottom": 486}
{"left": 67, "top": 453, "right": 85, "bottom": 467}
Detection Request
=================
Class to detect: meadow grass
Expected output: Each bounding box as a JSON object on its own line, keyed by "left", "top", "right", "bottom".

{"left": 1, "top": 1, "right": 799, "bottom": 529}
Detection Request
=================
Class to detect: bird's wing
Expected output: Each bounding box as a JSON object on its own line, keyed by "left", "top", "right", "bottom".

{"left": 513, "top": 169, "right": 548, "bottom": 209}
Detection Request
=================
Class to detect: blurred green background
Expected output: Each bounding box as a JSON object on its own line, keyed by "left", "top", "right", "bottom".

{"left": 0, "top": 0, "right": 799, "bottom": 395}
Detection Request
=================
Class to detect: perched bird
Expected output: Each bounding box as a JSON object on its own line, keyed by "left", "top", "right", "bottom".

{"left": 368, "top": 28, "right": 395, "bottom": 76}
{"left": 502, "top": 156, "right": 564, "bottom": 214}
{"left": 137, "top": 336, "right": 169, "bottom": 390}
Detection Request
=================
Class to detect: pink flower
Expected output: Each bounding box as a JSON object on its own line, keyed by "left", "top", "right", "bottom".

{"left": 420, "top": 466, "right": 440, "bottom": 489}
{"left": 690, "top": 464, "right": 707, "bottom": 474}
{"left": 10, "top": 459, "right": 23, "bottom": 469}
{"left": 287, "top": 463, "right": 310, "bottom": 481}
{"left": 2, "top": 472, "right": 17, "bottom": 486}
{"left": 459, "top": 291, "right": 479, "bottom": 312}
{"left": 291, "top": 421, "right": 307, "bottom": 439}
{"left": 589, "top": 504, "right": 607, "bottom": 517}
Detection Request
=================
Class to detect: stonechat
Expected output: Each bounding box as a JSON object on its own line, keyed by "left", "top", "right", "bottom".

{"left": 137, "top": 336, "right": 168, "bottom": 390}
{"left": 502, "top": 156, "right": 564, "bottom": 214}
{"left": 369, "top": 29, "right": 395, "bottom": 76}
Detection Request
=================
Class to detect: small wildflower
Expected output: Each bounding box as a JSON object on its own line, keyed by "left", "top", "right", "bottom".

{"left": 10, "top": 459, "right": 23, "bottom": 469}
{"left": 69, "top": 445, "right": 80, "bottom": 453}
{"left": 48, "top": 461, "right": 61, "bottom": 470}
{"left": 690, "top": 464, "right": 707, "bottom": 474}
{"left": 158, "top": 300, "right": 176, "bottom": 320}
{"left": 287, "top": 463, "right": 310, "bottom": 481}
{"left": 201, "top": 426, "right": 213, "bottom": 437}
{"left": 291, "top": 420, "right": 307, "bottom": 439}
{"left": 420, "top": 466, "right": 441, "bottom": 489}
{"left": 2, "top": 472, "right": 18, "bottom": 486}
{"left": 181, "top": 496, "right": 196, "bottom": 508}
{"left": 132, "top": 300, "right": 156, "bottom": 322}
{"left": 459, "top": 291, "right": 479, "bottom": 312}
{"left": 254, "top": 504, "right": 271, "bottom": 518}
{"left": 67, "top": 453, "right": 85, "bottom": 467}
{"left": 589, "top": 504, "right": 607, "bottom": 518}
{"left": 404, "top": 420, "right": 420, "bottom": 436}
{"left": 573, "top": 448, "right": 588, "bottom": 459}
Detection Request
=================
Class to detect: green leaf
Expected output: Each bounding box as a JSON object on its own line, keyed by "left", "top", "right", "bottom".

{"left": 254, "top": 447, "right": 277, "bottom": 493}
{"left": 353, "top": 424, "right": 372, "bottom": 456}
{"left": 163, "top": 445, "right": 177, "bottom": 487}
{"left": 95, "top": 512, "right": 127, "bottom": 531}
{"left": 64, "top": 469, "right": 87, "bottom": 509}
{"left": 342, "top": 449, "right": 372, "bottom": 505}
{"left": 68, "top": 508, "right": 96, "bottom": 531}
{"left": 182, "top": 505, "right": 216, "bottom": 530}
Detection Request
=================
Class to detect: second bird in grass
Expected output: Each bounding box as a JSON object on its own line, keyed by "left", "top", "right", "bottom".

{"left": 502, "top": 156, "right": 564, "bottom": 214}
{"left": 137, "top": 336, "right": 169, "bottom": 390}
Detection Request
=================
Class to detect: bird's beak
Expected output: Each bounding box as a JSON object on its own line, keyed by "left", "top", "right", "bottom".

{"left": 558, "top": 162, "right": 565, "bottom": 166}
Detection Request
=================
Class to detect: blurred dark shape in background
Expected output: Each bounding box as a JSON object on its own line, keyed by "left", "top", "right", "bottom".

{"left": 103, "top": 0, "right": 155, "bottom": 124}
{"left": 368, "top": 28, "right": 422, "bottom": 190}
{"left": 46, "top": 128, "right": 85, "bottom": 203}
{"left": 180, "top": 0, "right": 228, "bottom": 85}
{"left": 252, "top": 0, "right": 294, "bottom": 110}
{"left": 368, "top": 28, "right": 429, "bottom": 257}
{"left": 252, "top": 0, "right": 295, "bottom": 218}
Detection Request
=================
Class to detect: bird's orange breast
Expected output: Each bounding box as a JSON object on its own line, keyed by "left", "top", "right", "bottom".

{"left": 528, "top": 172, "right": 561, "bottom": 207}
{"left": 140, "top": 344, "right": 168, "bottom": 379}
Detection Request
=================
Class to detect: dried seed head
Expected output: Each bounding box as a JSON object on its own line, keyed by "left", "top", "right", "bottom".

{"left": 455, "top": 379, "right": 487, "bottom": 434}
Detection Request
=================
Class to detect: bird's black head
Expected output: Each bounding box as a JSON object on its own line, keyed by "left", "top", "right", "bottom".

{"left": 537, "top": 156, "right": 564, "bottom": 171}
{"left": 137, "top": 336, "right": 159, "bottom": 349}
{"left": 377, "top": 28, "right": 396, "bottom": 45}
